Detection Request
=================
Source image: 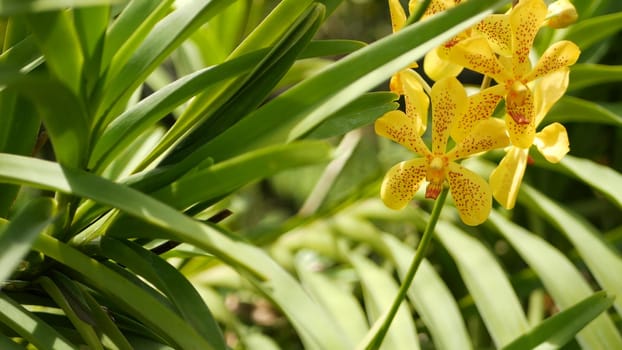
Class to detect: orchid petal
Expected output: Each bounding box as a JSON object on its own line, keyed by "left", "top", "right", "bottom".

{"left": 431, "top": 77, "right": 466, "bottom": 154}
{"left": 402, "top": 70, "right": 430, "bottom": 134}
{"left": 534, "top": 122, "right": 569, "bottom": 163}
{"left": 447, "top": 118, "right": 509, "bottom": 160}
{"left": 506, "top": 110, "right": 536, "bottom": 149}
{"left": 475, "top": 14, "right": 512, "bottom": 56}
{"left": 545, "top": 0, "right": 578, "bottom": 29}
{"left": 506, "top": 82, "right": 535, "bottom": 126}
{"left": 420, "top": 0, "right": 456, "bottom": 18}
{"left": 525, "top": 40, "right": 580, "bottom": 82}
{"left": 451, "top": 84, "right": 505, "bottom": 142}
{"left": 449, "top": 37, "right": 510, "bottom": 82}
{"left": 510, "top": 0, "right": 547, "bottom": 78}
{"left": 375, "top": 110, "right": 430, "bottom": 156}
{"left": 423, "top": 46, "right": 463, "bottom": 81}
{"left": 490, "top": 147, "right": 528, "bottom": 209}
{"left": 447, "top": 162, "right": 492, "bottom": 226}
{"left": 389, "top": 0, "right": 407, "bottom": 32}
{"left": 381, "top": 159, "right": 428, "bottom": 210}
{"left": 534, "top": 68, "right": 569, "bottom": 125}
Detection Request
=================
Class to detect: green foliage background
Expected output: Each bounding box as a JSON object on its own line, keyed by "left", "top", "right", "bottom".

{"left": 0, "top": 0, "right": 621, "bottom": 349}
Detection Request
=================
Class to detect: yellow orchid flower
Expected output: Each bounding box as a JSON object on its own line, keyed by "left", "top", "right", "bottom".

{"left": 490, "top": 69, "right": 570, "bottom": 209}
{"left": 545, "top": 0, "right": 578, "bottom": 28}
{"left": 449, "top": 0, "right": 580, "bottom": 127}
{"left": 388, "top": 0, "right": 419, "bottom": 95}
{"left": 375, "top": 77, "right": 509, "bottom": 225}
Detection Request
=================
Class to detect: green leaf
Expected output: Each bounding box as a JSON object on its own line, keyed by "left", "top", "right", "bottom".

{"left": 305, "top": 92, "right": 398, "bottom": 139}
{"left": 0, "top": 0, "right": 125, "bottom": 15}
{"left": 8, "top": 77, "right": 89, "bottom": 168}
{"left": 0, "top": 197, "right": 56, "bottom": 283}
{"left": 32, "top": 234, "right": 217, "bottom": 350}
{"left": 569, "top": 64, "right": 622, "bottom": 91}
{"left": 193, "top": 0, "right": 507, "bottom": 163}
{"left": 101, "top": 0, "right": 173, "bottom": 73}
{"left": 90, "top": 49, "right": 266, "bottom": 171}
{"left": 502, "top": 292, "right": 614, "bottom": 350}
{"left": 518, "top": 185, "right": 622, "bottom": 314}
{"left": 37, "top": 276, "right": 104, "bottom": 350}
{"left": 564, "top": 12, "right": 622, "bottom": 52}
{"left": 26, "top": 10, "right": 84, "bottom": 95}
{"left": 349, "top": 253, "right": 420, "bottom": 350}
{"left": 97, "top": 0, "right": 232, "bottom": 126}
{"left": 532, "top": 154, "right": 622, "bottom": 209}
{"left": 299, "top": 39, "right": 367, "bottom": 59}
{"left": 0, "top": 334, "right": 24, "bottom": 350}
{"left": 0, "top": 153, "right": 352, "bottom": 350}
{"left": 295, "top": 251, "right": 368, "bottom": 345}
{"left": 487, "top": 211, "right": 622, "bottom": 349}
{"left": 383, "top": 235, "right": 473, "bottom": 350}
{"left": 545, "top": 96, "right": 622, "bottom": 127}
{"left": 435, "top": 221, "right": 529, "bottom": 348}
{"left": 152, "top": 141, "right": 333, "bottom": 209}
{"left": 0, "top": 292, "right": 76, "bottom": 349}
{"left": 98, "top": 237, "right": 226, "bottom": 349}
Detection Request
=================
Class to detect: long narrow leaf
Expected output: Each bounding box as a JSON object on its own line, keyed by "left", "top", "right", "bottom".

{"left": 0, "top": 292, "right": 76, "bottom": 349}
{"left": 0, "top": 0, "right": 125, "bottom": 15}
{"left": 488, "top": 211, "right": 622, "bottom": 349}
{"left": 435, "top": 221, "right": 529, "bottom": 347}
{"left": 0, "top": 197, "right": 56, "bottom": 283}
{"left": 502, "top": 292, "right": 614, "bottom": 350}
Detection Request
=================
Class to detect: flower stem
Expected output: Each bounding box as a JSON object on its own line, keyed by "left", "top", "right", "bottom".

{"left": 365, "top": 187, "right": 449, "bottom": 350}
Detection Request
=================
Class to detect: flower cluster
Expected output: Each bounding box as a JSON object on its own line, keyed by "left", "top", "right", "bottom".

{"left": 376, "top": 0, "right": 580, "bottom": 225}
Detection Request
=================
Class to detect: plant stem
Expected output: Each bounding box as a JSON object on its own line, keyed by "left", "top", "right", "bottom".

{"left": 365, "top": 187, "right": 449, "bottom": 350}
{"left": 405, "top": 0, "right": 432, "bottom": 26}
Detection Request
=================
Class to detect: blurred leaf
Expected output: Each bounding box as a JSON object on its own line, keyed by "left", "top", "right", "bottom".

{"left": 295, "top": 251, "right": 368, "bottom": 345}
{"left": 546, "top": 96, "right": 622, "bottom": 127}
{"left": 518, "top": 185, "right": 622, "bottom": 313}
{"left": 98, "top": 237, "right": 226, "bottom": 349}
{"left": 435, "top": 221, "right": 529, "bottom": 348}
{"left": 0, "top": 153, "right": 352, "bottom": 350}
{"left": 299, "top": 39, "right": 367, "bottom": 58}
{"left": 26, "top": 10, "right": 84, "bottom": 95}
{"left": 0, "top": 292, "right": 76, "bottom": 349}
{"left": 565, "top": 12, "right": 622, "bottom": 52}
{"left": 0, "top": 334, "right": 23, "bottom": 350}
{"left": 305, "top": 92, "right": 398, "bottom": 139}
{"left": 0, "top": 197, "right": 55, "bottom": 283}
{"left": 488, "top": 211, "right": 622, "bottom": 349}
{"left": 0, "top": 0, "right": 125, "bottom": 15}
{"left": 383, "top": 235, "right": 473, "bottom": 350}
{"left": 502, "top": 292, "right": 614, "bottom": 350}
{"left": 350, "top": 253, "right": 420, "bottom": 350}
{"left": 153, "top": 140, "right": 333, "bottom": 209}
{"left": 569, "top": 64, "right": 622, "bottom": 91}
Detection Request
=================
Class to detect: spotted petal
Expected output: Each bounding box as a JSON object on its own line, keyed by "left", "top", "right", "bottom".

{"left": 534, "top": 122, "right": 569, "bottom": 163}
{"left": 449, "top": 37, "right": 510, "bottom": 82}
{"left": 381, "top": 159, "right": 428, "bottom": 210}
{"left": 402, "top": 69, "right": 430, "bottom": 134}
{"left": 447, "top": 162, "right": 492, "bottom": 226}
{"left": 534, "top": 68, "right": 569, "bottom": 125}
{"left": 431, "top": 77, "right": 467, "bottom": 154}
{"left": 510, "top": 0, "right": 548, "bottom": 78}
{"left": 375, "top": 110, "right": 430, "bottom": 156}
{"left": 525, "top": 40, "right": 580, "bottom": 82}
{"left": 448, "top": 118, "right": 509, "bottom": 160}
{"left": 423, "top": 46, "right": 463, "bottom": 81}
{"left": 389, "top": 0, "right": 407, "bottom": 32}
{"left": 475, "top": 14, "right": 512, "bottom": 56}
{"left": 451, "top": 84, "right": 505, "bottom": 142}
{"left": 507, "top": 81, "right": 536, "bottom": 126}
{"left": 506, "top": 110, "right": 536, "bottom": 149}
{"left": 419, "top": 0, "right": 456, "bottom": 18}
{"left": 490, "top": 147, "right": 529, "bottom": 209}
